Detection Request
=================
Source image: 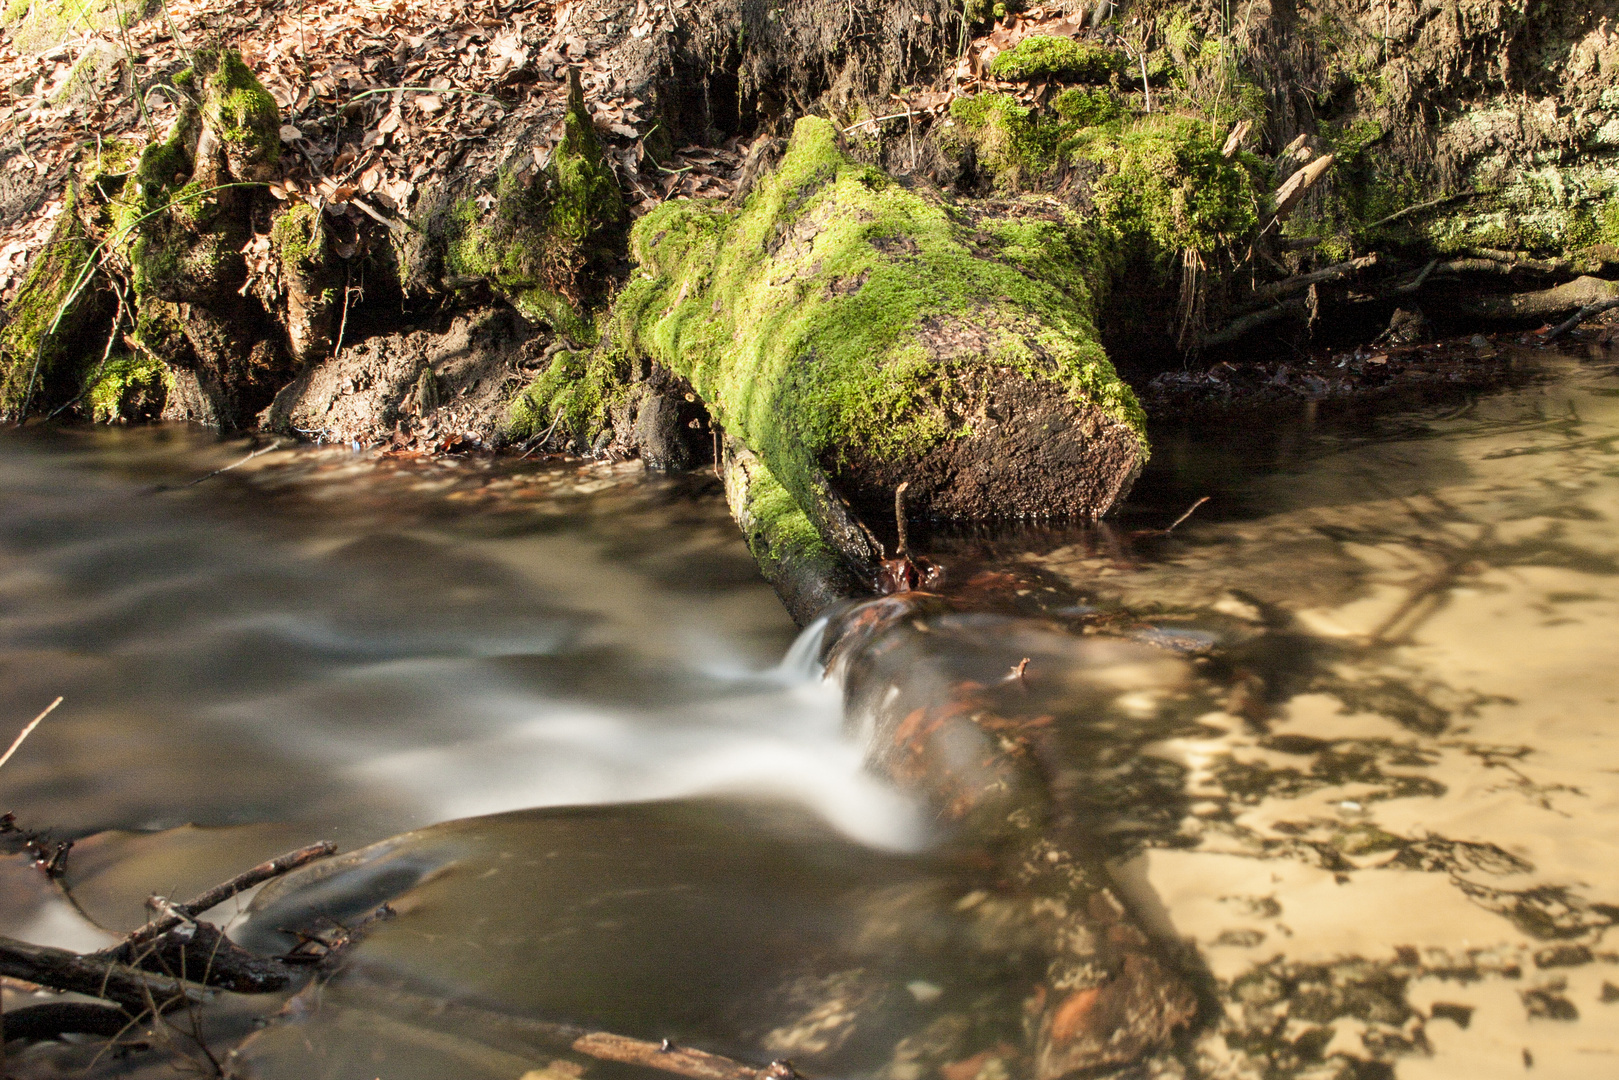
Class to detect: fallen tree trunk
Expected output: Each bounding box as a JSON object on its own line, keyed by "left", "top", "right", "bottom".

{"left": 1461, "top": 275, "right": 1619, "bottom": 321}
{"left": 606, "top": 117, "right": 1149, "bottom": 572}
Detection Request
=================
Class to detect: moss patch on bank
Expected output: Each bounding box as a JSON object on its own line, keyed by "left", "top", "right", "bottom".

{"left": 945, "top": 94, "right": 1261, "bottom": 260}
{"left": 86, "top": 351, "right": 170, "bottom": 421}
{"left": 0, "top": 185, "right": 96, "bottom": 416}
{"left": 507, "top": 346, "right": 636, "bottom": 448}
{"left": 608, "top": 115, "right": 1146, "bottom": 526}
{"left": 989, "top": 36, "right": 1123, "bottom": 82}
{"left": 445, "top": 68, "right": 625, "bottom": 341}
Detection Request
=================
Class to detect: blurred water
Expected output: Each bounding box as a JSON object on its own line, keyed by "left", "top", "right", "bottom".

{"left": 5, "top": 347, "right": 1619, "bottom": 1080}
{"left": 0, "top": 428, "right": 922, "bottom": 855}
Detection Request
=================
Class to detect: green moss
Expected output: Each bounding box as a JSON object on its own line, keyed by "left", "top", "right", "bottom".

{"left": 946, "top": 93, "right": 1063, "bottom": 185}
{"left": 1071, "top": 114, "right": 1261, "bottom": 257}
{"left": 3, "top": 0, "right": 124, "bottom": 53}
{"left": 270, "top": 202, "right": 323, "bottom": 267}
{"left": 0, "top": 184, "right": 94, "bottom": 415}
{"left": 612, "top": 116, "right": 1144, "bottom": 526}
{"left": 1100, "top": 121, "right": 1259, "bottom": 252}
{"left": 988, "top": 36, "right": 1123, "bottom": 82}
{"left": 1597, "top": 201, "right": 1619, "bottom": 248}
{"left": 85, "top": 351, "right": 169, "bottom": 422}
{"left": 738, "top": 453, "right": 832, "bottom": 567}
{"left": 445, "top": 69, "right": 625, "bottom": 340}
{"left": 114, "top": 115, "right": 195, "bottom": 298}
{"left": 1052, "top": 86, "right": 1124, "bottom": 127}
{"left": 945, "top": 92, "right": 1259, "bottom": 259}
{"left": 506, "top": 346, "right": 632, "bottom": 444}
{"left": 199, "top": 48, "right": 280, "bottom": 173}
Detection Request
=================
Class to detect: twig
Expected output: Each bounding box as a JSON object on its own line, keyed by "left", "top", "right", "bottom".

{"left": 180, "top": 441, "right": 284, "bottom": 487}
{"left": 1365, "top": 189, "right": 1478, "bottom": 232}
{"left": 894, "top": 480, "right": 910, "bottom": 555}
{"left": 1163, "top": 496, "right": 1209, "bottom": 534}
{"left": 332, "top": 267, "right": 356, "bottom": 359}
{"left": 1542, "top": 297, "right": 1619, "bottom": 342}
{"left": 112, "top": 842, "right": 337, "bottom": 951}
{"left": 518, "top": 410, "right": 565, "bottom": 459}
{"left": 1199, "top": 297, "right": 1309, "bottom": 348}
{"left": 1241, "top": 253, "right": 1378, "bottom": 309}
{"left": 0, "top": 936, "right": 193, "bottom": 1015}
{"left": 1393, "top": 257, "right": 1439, "bottom": 295}
{"left": 286, "top": 988, "right": 801, "bottom": 1080}
{"left": 842, "top": 109, "right": 914, "bottom": 133}
{"left": 48, "top": 274, "right": 130, "bottom": 420}
{"left": 343, "top": 86, "right": 508, "bottom": 109}
{"left": 0, "top": 698, "right": 61, "bottom": 772}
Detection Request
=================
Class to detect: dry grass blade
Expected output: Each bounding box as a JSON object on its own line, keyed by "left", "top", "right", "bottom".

{"left": 0, "top": 697, "right": 61, "bottom": 772}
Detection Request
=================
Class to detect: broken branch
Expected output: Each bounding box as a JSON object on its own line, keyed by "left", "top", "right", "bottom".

{"left": 111, "top": 841, "right": 336, "bottom": 952}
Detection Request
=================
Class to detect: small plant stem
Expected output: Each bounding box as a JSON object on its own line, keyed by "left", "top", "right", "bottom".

{"left": 0, "top": 697, "right": 61, "bottom": 772}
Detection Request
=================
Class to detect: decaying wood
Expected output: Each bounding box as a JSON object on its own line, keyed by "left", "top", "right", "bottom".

{"left": 1268, "top": 153, "right": 1334, "bottom": 225}
{"left": 1543, "top": 297, "right": 1619, "bottom": 342}
{"left": 822, "top": 596, "right": 1198, "bottom": 1079}
{"left": 2, "top": 1002, "right": 132, "bottom": 1042}
{"left": 1220, "top": 119, "right": 1252, "bottom": 158}
{"left": 251, "top": 985, "right": 803, "bottom": 1080}
{"left": 1463, "top": 275, "right": 1619, "bottom": 321}
{"left": 0, "top": 936, "right": 195, "bottom": 1014}
{"left": 0, "top": 842, "right": 335, "bottom": 1039}
{"left": 1242, "top": 253, "right": 1378, "bottom": 309}
{"left": 1364, "top": 189, "right": 1478, "bottom": 232}
{"left": 1200, "top": 297, "right": 1310, "bottom": 349}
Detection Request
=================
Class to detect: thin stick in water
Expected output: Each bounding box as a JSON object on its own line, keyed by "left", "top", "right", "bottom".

{"left": 0, "top": 698, "right": 61, "bottom": 772}
{"left": 182, "top": 441, "right": 283, "bottom": 487}
{"left": 1164, "top": 496, "right": 1210, "bottom": 535}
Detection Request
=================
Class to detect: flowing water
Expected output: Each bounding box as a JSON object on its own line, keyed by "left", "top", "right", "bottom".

{"left": 2, "top": 346, "right": 1618, "bottom": 1078}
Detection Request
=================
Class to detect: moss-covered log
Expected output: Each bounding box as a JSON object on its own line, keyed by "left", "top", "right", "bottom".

{"left": 611, "top": 117, "right": 1149, "bottom": 569}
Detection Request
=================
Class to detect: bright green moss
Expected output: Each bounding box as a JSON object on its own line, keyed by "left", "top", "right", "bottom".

{"left": 611, "top": 116, "right": 1144, "bottom": 523}
{"left": 507, "top": 346, "right": 632, "bottom": 444}
{"left": 949, "top": 91, "right": 1259, "bottom": 260}
{"left": 200, "top": 48, "right": 280, "bottom": 172}
{"left": 947, "top": 93, "right": 1063, "bottom": 184}
{"left": 446, "top": 71, "right": 624, "bottom": 341}
{"left": 114, "top": 114, "right": 195, "bottom": 298}
{"left": 1052, "top": 86, "right": 1124, "bottom": 127}
{"left": 85, "top": 351, "right": 169, "bottom": 421}
{"left": 989, "top": 36, "right": 1123, "bottom": 82}
{"left": 739, "top": 454, "right": 832, "bottom": 566}
{"left": 270, "top": 201, "right": 323, "bottom": 267}
{"left": 1072, "top": 114, "right": 1261, "bottom": 257}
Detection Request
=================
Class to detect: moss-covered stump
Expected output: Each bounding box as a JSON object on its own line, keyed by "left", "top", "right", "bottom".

{"left": 615, "top": 117, "right": 1148, "bottom": 566}
{"left": 113, "top": 47, "right": 291, "bottom": 428}
{"left": 410, "top": 68, "right": 626, "bottom": 342}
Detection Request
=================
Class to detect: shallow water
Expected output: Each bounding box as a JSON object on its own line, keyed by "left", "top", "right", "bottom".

{"left": 3, "top": 347, "right": 1619, "bottom": 1078}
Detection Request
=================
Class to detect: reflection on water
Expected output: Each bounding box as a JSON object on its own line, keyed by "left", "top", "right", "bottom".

{"left": 3, "top": 348, "right": 1619, "bottom": 1079}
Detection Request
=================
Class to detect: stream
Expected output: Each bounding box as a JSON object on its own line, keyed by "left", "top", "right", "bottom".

{"left": 1, "top": 345, "right": 1618, "bottom": 1078}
